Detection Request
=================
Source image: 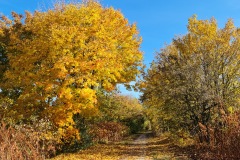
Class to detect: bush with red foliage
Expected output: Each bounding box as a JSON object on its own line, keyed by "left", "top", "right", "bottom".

{"left": 90, "top": 122, "right": 129, "bottom": 143}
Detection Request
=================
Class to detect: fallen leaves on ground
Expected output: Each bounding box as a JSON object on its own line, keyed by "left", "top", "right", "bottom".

{"left": 51, "top": 132, "right": 190, "bottom": 160}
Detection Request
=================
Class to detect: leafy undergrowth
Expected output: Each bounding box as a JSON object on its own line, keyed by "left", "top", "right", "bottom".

{"left": 51, "top": 132, "right": 191, "bottom": 160}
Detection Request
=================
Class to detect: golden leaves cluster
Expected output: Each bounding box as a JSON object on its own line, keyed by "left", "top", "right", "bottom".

{"left": 140, "top": 16, "right": 240, "bottom": 134}
{"left": 0, "top": 1, "right": 142, "bottom": 140}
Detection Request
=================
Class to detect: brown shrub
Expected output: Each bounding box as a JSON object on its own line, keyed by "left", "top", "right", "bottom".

{"left": 0, "top": 121, "right": 43, "bottom": 160}
{"left": 214, "top": 112, "right": 240, "bottom": 159}
{"left": 194, "top": 111, "right": 240, "bottom": 159}
{"left": 90, "top": 122, "right": 129, "bottom": 143}
{"left": 0, "top": 120, "right": 58, "bottom": 160}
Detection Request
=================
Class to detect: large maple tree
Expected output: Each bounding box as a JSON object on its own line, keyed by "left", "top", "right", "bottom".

{"left": 0, "top": 1, "right": 142, "bottom": 139}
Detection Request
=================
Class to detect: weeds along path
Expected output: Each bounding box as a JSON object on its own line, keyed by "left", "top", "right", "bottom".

{"left": 52, "top": 132, "right": 190, "bottom": 160}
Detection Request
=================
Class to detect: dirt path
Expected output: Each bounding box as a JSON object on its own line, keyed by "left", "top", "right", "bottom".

{"left": 119, "top": 132, "right": 189, "bottom": 160}
{"left": 118, "top": 132, "right": 151, "bottom": 160}
{"left": 132, "top": 134, "right": 148, "bottom": 159}
{"left": 52, "top": 132, "right": 191, "bottom": 160}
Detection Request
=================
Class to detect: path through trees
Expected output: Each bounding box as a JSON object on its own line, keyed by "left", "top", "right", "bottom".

{"left": 52, "top": 132, "right": 190, "bottom": 160}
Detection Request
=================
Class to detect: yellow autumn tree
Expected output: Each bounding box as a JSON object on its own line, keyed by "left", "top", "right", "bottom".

{"left": 140, "top": 16, "right": 240, "bottom": 142}
{"left": 0, "top": 1, "right": 142, "bottom": 141}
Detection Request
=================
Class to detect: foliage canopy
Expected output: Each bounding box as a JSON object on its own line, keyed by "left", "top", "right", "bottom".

{"left": 140, "top": 16, "right": 240, "bottom": 142}
{"left": 0, "top": 1, "right": 142, "bottom": 140}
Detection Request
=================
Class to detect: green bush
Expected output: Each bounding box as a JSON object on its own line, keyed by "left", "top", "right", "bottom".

{"left": 123, "top": 115, "right": 145, "bottom": 134}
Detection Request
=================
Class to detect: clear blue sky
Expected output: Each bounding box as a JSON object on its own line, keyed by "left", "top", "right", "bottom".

{"left": 1, "top": 0, "right": 240, "bottom": 97}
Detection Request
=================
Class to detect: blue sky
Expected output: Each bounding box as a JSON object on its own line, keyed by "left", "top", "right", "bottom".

{"left": 1, "top": 0, "right": 240, "bottom": 97}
